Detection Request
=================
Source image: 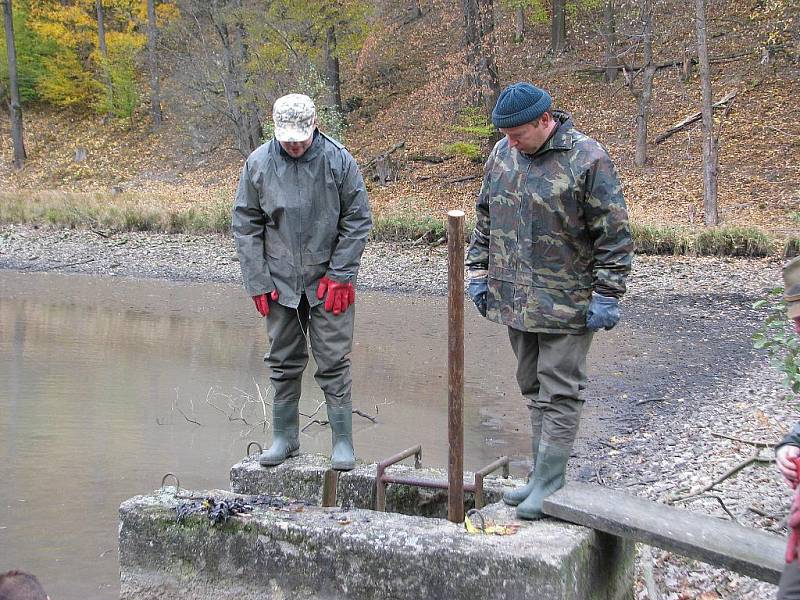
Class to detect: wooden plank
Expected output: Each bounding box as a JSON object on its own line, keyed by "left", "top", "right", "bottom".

{"left": 542, "top": 482, "right": 785, "bottom": 584}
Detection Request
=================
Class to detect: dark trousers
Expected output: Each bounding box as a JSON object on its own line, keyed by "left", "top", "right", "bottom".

{"left": 507, "top": 328, "right": 593, "bottom": 449}
{"left": 265, "top": 294, "right": 355, "bottom": 408}
{"left": 779, "top": 560, "right": 800, "bottom": 599}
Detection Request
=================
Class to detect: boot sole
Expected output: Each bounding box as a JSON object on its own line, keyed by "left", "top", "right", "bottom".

{"left": 331, "top": 461, "right": 355, "bottom": 471}
{"left": 259, "top": 448, "right": 299, "bottom": 467}
{"left": 515, "top": 508, "right": 546, "bottom": 520}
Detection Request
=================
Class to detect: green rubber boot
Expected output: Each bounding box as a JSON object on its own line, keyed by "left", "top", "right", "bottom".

{"left": 259, "top": 399, "right": 300, "bottom": 466}
{"left": 515, "top": 441, "right": 571, "bottom": 520}
{"left": 327, "top": 403, "right": 355, "bottom": 471}
{"left": 503, "top": 406, "right": 543, "bottom": 506}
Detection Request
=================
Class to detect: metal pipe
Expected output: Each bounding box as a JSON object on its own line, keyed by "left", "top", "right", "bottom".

{"left": 380, "top": 476, "right": 477, "bottom": 492}
{"left": 447, "top": 210, "right": 465, "bottom": 523}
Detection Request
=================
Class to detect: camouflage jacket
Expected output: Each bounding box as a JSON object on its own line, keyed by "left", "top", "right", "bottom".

{"left": 465, "top": 112, "right": 633, "bottom": 333}
{"left": 231, "top": 131, "right": 372, "bottom": 309}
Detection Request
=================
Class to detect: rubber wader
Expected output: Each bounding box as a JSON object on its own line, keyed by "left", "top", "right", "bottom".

{"left": 259, "top": 399, "right": 300, "bottom": 466}
{"left": 327, "top": 402, "right": 356, "bottom": 471}
{"left": 515, "top": 441, "right": 571, "bottom": 520}
{"left": 503, "top": 406, "right": 544, "bottom": 506}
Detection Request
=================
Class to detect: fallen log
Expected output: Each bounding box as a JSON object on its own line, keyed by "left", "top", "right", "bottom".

{"left": 655, "top": 90, "right": 737, "bottom": 144}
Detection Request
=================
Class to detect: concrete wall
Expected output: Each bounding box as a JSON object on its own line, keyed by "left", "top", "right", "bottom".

{"left": 119, "top": 455, "right": 635, "bottom": 599}
{"left": 119, "top": 489, "right": 634, "bottom": 600}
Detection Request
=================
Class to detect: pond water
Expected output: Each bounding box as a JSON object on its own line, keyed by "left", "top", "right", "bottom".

{"left": 0, "top": 270, "right": 756, "bottom": 599}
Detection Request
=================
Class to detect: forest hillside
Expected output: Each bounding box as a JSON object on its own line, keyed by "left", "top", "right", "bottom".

{"left": 1, "top": 0, "right": 798, "bottom": 244}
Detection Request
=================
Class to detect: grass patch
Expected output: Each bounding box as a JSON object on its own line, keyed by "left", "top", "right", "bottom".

{"left": 0, "top": 191, "right": 787, "bottom": 258}
{"left": 693, "top": 226, "right": 773, "bottom": 257}
{"left": 371, "top": 214, "right": 446, "bottom": 242}
{"left": 784, "top": 237, "right": 800, "bottom": 259}
{"left": 444, "top": 141, "right": 483, "bottom": 163}
{"left": 0, "top": 191, "right": 231, "bottom": 234}
{"left": 632, "top": 224, "right": 775, "bottom": 257}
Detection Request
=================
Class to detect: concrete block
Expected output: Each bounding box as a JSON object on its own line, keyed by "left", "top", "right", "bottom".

{"left": 119, "top": 489, "right": 634, "bottom": 600}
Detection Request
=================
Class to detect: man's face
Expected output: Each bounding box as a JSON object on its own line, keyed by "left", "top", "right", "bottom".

{"left": 499, "top": 113, "right": 555, "bottom": 155}
{"left": 279, "top": 131, "right": 315, "bottom": 158}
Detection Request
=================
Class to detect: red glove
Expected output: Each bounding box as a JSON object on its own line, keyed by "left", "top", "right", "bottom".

{"left": 252, "top": 290, "right": 279, "bottom": 317}
{"left": 786, "top": 457, "right": 800, "bottom": 563}
{"left": 316, "top": 276, "right": 355, "bottom": 315}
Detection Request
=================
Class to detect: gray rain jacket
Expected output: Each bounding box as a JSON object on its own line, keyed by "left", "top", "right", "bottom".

{"left": 232, "top": 131, "right": 372, "bottom": 308}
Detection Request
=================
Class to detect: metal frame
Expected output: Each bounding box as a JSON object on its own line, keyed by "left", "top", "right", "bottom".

{"left": 374, "top": 445, "right": 509, "bottom": 512}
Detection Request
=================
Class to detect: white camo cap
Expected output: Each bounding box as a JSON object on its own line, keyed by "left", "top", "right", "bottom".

{"left": 273, "top": 94, "right": 316, "bottom": 142}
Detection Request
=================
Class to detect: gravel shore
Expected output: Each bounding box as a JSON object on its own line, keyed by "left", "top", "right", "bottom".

{"left": 1, "top": 223, "right": 795, "bottom": 598}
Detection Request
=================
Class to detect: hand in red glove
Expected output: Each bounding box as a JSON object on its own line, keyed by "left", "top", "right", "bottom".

{"left": 316, "top": 276, "right": 355, "bottom": 316}
{"left": 252, "top": 290, "right": 279, "bottom": 317}
{"left": 786, "top": 457, "right": 800, "bottom": 563}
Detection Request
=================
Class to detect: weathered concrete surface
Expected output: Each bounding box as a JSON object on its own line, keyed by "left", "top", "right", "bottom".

{"left": 119, "top": 489, "right": 634, "bottom": 600}
{"left": 230, "top": 453, "right": 517, "bottom": 517}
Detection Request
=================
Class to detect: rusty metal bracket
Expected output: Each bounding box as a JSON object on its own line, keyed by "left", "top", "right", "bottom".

{"left": 246, "top": 441, "right": 263, "bottom": 458}
{"left": 322, "top": 469, "right": 339, "bottom": 507}
{"left": 375, "top": 445, "right": 423, "bottom": 512}
{"left": 160, "top": 472, "right": 180, "bottom": 495}
{"left": 473, "top": 457, "right": 510, "bottom": 509}
{"left": 374, "top": 446, "right": 509, "bottom": 512}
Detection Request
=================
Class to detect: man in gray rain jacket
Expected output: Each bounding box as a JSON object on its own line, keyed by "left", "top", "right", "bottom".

{"left": 231, "top": 93, "right": 372, "bottom": 471}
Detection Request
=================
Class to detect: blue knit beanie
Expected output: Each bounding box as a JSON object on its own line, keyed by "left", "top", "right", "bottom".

{"left": 491, "top": 82, "right": 553, "bottom": 128}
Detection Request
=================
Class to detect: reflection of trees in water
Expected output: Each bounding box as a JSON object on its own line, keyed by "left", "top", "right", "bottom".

{"left": 0, "top": 300, "right": 262, "bottom": 367}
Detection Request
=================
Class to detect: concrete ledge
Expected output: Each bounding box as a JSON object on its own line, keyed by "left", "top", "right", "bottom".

{"left": 119, "top": 489, "right": 635, "bottom": 600}
{"left": 230, "top": 454, "right": 517, "bottom": 517}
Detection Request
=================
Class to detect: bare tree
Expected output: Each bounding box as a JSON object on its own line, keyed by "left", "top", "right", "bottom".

{"left": 95, "top": 0, "right": 113, "bottom": 112}
{"left": 409, "top": 0, "right": 423, "bottom": 21}
{"left": 1, "top": 0, "right": 26, "bottom": 168}
{"left": 462, "top": 0, "right": 500, "bottom": 121}
{"left": 211, "top": 0, "right": 262, "bottom": 156}
{"left": 694, "top": 0, "right": 718, "bottom": 225}
{"left": 147, "top": 0, "right": 163, "bottom": 129}
{"left": 514, "top": 6, "right": 524, "bottom": 43}
{"left": 324, "top": 26, "right": 342, "bottom": 111}
{"left": 551, "top": 0, "right": 566, "bottom": 54}
{"left": 632, "top": 0, "right": 655, "bottom": 166}
{"left": 602, "top": 0, "right": 618, "bottom": 82}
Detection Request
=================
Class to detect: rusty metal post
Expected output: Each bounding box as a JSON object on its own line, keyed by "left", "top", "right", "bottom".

{"left": 322, "top": 469, "right": 339, "bottom": 507}
{"left": 447, "top": 210, "right": 465, "bottom": 523}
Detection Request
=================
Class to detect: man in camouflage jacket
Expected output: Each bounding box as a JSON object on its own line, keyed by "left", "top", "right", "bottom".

{"left": 232, "top": 93, "right": 372, "bottom": 472}
{"left": 466, "top": 82, "right": 633, "bottom": 520}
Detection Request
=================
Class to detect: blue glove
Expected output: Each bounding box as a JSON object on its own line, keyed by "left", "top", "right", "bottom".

{"left": 467, "top": 277, "right": 488, "bottom": 317}
{"left": 586, "top": 292, "right": 620, "bottom": 331}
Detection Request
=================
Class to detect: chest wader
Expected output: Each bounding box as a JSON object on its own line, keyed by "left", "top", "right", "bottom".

{"left": 259, "top": 296, "right": 357, "bottom": 471}
{"left": 504, "top": 329, "right": 592, "bottom": 520}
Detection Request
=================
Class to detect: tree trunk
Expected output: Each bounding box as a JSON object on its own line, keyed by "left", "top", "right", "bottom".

{"left": 514, "top": 6, "right": 524, "bottom": 43}
{"left": 96, "top": 0, "right": 113, "bottom": 113}
{"left": 634, "top": 0, "right": 655, "bottom": 167}
{"left": 551, "top": 0, "right": 567, "bottom": 55}
{"left": 462, "top": 0, "right": 500, "bottom": 126}
{"left": 325, "top": 26, "right": 342, "bottom": 111}
{"left": 1, "top": 0, "right": 26, "bottom": 168}
{"left": 146, "top": 0, "right": 163, "bottom": 129}
{"left": 694, "top": 0, "right": 718, "bottom": 225}
{"left": 603, "top": 0, "right": 618, "bottom": 82}
{"left": 410, "top": 0, "right": 422, "bottom": 20}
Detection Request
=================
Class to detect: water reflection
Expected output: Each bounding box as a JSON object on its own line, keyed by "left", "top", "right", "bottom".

{"left": 0, "top": 271, "right": 530, "bottom": 599}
